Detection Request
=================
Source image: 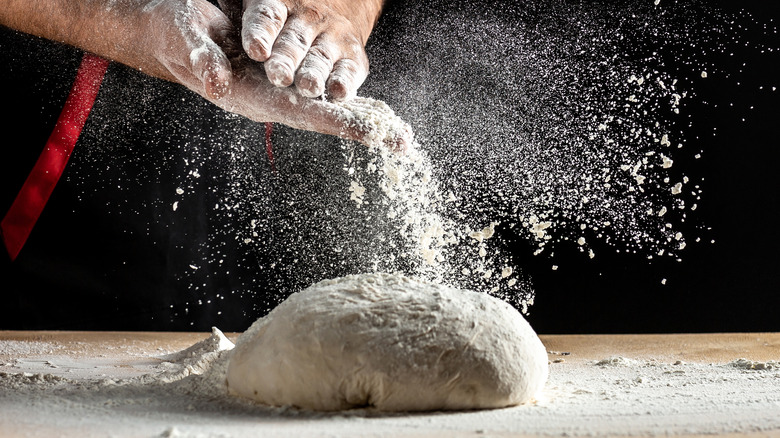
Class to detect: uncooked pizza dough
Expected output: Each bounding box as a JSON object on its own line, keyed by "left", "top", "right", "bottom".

{"left": 226, "top": 273, "right": 548, "bottom": 411}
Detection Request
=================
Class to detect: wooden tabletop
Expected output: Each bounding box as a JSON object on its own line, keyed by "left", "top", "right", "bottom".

{"left": 2, "top": 331, "right": 779, "bottom": 363}
{"left": 1, "top": 331, "right": 779, "bottom": 438}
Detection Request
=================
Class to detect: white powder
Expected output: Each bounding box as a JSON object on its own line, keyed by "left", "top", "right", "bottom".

{"left": 348, "top": 180, "right": 366, "bottom": 205}
{"left": 334, "top": 97, "right": 526, "bottom": 302}
{"left": 3, "top": 333, "right": 780, "bottom": 437}
{"left": 729, "top": 358, "right": 779, "bottom": 370}
{"left": 337, "top": 98, "right": 452, "bottom": 272}
{"left": 595, "top": 356, "right": 639, "bottom": 367}
{"left": 0, "top": 341, "right": 62, "bottom": 361}
{"left": 469, "top": 222, "right": 498, "bottom": 242}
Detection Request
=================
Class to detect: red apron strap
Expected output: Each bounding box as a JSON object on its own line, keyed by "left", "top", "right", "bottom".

{"left": 1, "top": 53, "right": 109, "bottom": 261}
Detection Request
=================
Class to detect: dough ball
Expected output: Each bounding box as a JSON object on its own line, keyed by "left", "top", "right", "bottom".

{"left": 226, "top": 273, "right": 548, "bottom": 411}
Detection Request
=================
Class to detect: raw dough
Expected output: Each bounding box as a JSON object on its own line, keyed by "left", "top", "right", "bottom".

{"left": 226, "top": 273, "right": 548, "bottom": 411}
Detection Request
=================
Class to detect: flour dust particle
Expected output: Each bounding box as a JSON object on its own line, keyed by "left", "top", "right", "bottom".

{"left": 65, "top": 0, "right": 777, "bottom": 325}
{"left": 351, "top": 0, "right": 776, "bottom": 299}
{"left": 181, "top": 0, "right": 776, "bottom": 322}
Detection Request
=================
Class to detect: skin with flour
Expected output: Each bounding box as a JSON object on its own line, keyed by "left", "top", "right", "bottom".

{"left": 0, "top": 0, "right": 396, "bottom": 147}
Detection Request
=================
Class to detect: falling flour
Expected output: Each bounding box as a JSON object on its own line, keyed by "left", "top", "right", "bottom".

{"left": 331, "top": 97, "right": 533, "bottom": 311}
{"left": 62, "top": 0, "right": 778, "bottom": 326}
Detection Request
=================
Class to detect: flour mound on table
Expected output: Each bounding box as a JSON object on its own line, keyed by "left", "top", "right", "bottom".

{"left": 595, "top": 356, "right": 638, "bottom": 367}
{"left": 226, "top": 273, "right": 548, "bottom": 411}
{"left": 148, "top": 327, "right": 234, "bottom": 385}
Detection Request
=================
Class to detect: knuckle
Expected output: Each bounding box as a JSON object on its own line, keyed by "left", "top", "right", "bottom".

{"left": 288, "top": 29, "right": 309, "bottom": 48}
{"left": 274, "top": 27, "right": 311, "bottom": 55}
{"left": 296, "top": 71, "right": 325, "bottom": 96}
{"left": 247, "top": 3, "right": 286, "bottom": 28}
{"left": 336, "top": 58, "right": 361, "bottom": 75}
{"left": 244, "top": 23, "right": 272, "bottom": 46}
{"left": 306, "top": 44, "right": 335, "bottom": 64}
{"left": 298, "top": 4, "right": 327, "bottom": 25}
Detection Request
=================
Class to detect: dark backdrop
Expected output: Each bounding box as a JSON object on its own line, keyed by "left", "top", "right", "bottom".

{"left": 1, "top": 0, "right": 778, "bottom": 333}
{"left": 368, "top": 0, "right": 780, "bottom": 334}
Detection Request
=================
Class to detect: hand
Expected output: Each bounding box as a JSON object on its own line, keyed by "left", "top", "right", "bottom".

{"left": 141, "top": 0, "right": 238, "bottom": 101}
{"left": 143, "top": 0, "right": 408, "bottom": 150}
{"left": 222, "top": 56, "right": 413, "bottom": 152}
{"left": 1, "top": 0, "right": 407, "bottom": 150}
{"left": 219, "top": 0, "right": 383, "bottom": 101}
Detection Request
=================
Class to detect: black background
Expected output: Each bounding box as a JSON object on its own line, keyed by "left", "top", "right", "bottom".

{"left": 521, "top": 1, "right": 780, "bottom": 334}
{"left": 1, "top": 0, "right": 778, "bottom": 333}
{"left": 370, "top": 0, "right": 780, "bottom": 334}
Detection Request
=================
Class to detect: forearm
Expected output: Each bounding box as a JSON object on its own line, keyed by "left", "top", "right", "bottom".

{"left": 0, "top": 0, "right": 175, "bottom": 82}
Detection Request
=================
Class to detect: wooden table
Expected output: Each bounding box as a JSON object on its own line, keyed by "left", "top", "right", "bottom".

{"left": 3, "top": 330, "right": 779, "bottom": 364}
{"left": 1, "top": 331, "right": 779, "bottom": 438}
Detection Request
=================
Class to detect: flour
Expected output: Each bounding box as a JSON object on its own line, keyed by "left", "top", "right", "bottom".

{"left": 728, "top": 358, "right": 779, "bottom": 371}
{"left": 336, "top": 97, "right": 453, "bottom": 273}
{"left": 3, "top": 333, "right": 780, "bottom": 437}
{"left": 355, "top": 0, "right": 767, "bottom": 281}
{"left": 0, "top": 340, "right": 62, "bottom": 358}
{"left": 348, "top": 180, "right": 366, "bottom": 205}
{"left": 332, "top": 97, "right": 526, "bottom": 304}
{"left": 0, "top": 328, "right": 233, "bottom": 397}
{"left": 335, "top": 97, "right": 414, "bottom": 152}
{"left": 595, "top": 356, "right": 639, "bottom": 367}
{"left": 63, "top": 0, "right": 776, "bottom": 328}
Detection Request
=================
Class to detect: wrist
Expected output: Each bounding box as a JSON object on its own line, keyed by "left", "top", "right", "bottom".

{"left": 95, "top": 0, "right": 178, "bottom": 82}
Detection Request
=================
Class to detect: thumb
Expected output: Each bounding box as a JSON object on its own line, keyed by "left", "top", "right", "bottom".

{"left": 190, "top": 42, "right": 233, "bottom": 100}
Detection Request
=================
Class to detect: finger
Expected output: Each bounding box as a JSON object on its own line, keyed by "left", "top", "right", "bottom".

{"left": 190, "top": 39, "right": 233, "bottom": 100}
{"left": 264, "top": 17, "right": 319, "bottom": 88}
{"left": 326, "top": 50, "right": 369, "bottom": 101}
{"left": 242, "top": 0, "right": 288, "bottom": 62}
{"left": 284, "top": 97, "right": 413, "bottom": 153}
{"left": 223, "top": 63, "right": 411, "bottom": 152}
{"left": 294, "top": 41, "right": 335, "bottom": 98}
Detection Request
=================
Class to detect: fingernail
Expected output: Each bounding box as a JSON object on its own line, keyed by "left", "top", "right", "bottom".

{"left": 205, "top": 69, "right": 229, "bottom": 99}
{"left": 327, "top": 79, "right": 351, "bottom": 101}
{"left": 243, "top": 31, "right": 271, "bottom": 61}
